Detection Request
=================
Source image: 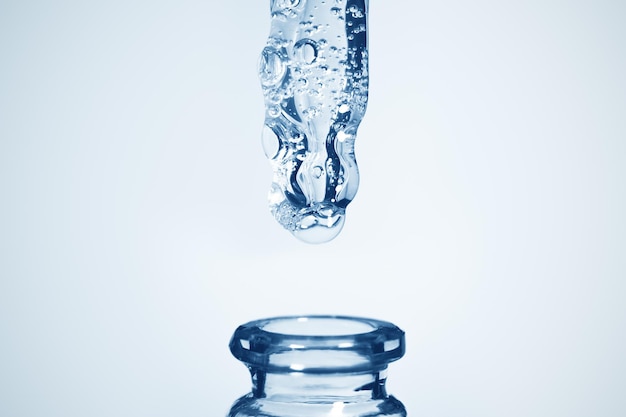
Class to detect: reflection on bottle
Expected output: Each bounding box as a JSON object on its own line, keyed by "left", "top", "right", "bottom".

{"left": 259, "top": 0, "right": 369, "bottom": 244}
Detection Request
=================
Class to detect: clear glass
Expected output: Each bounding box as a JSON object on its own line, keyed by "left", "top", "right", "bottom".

{"left": 227, "top": 315, "right": 406, "bottom": 417}
{"left": 259, "top": 0, "right": 369, "bottom": 244}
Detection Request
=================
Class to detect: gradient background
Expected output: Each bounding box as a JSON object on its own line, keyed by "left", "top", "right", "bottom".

{"left": 1, "top": 1, "right": 625, "bottom": 416}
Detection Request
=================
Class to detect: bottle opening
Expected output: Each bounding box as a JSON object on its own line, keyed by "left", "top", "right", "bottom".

{"left": 230, "top": 315, "right": 405, "bottom": 373}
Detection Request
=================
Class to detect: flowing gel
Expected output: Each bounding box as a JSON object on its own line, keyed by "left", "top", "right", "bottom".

{"left": 259, "top": 0, "right": 369, "bottom": 244}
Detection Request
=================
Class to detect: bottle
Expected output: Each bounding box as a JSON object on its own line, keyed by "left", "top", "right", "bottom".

{"left": 227, "top": 315, "right": 406, "bottom": 417}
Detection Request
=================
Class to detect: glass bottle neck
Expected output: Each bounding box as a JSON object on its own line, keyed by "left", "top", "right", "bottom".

{"left": 250, "top": 368, "right": 390, "bottom": 401}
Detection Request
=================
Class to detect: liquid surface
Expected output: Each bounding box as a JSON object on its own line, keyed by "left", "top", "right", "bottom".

{"left": 259, "top": 0, "right": 368, "bottom": 243}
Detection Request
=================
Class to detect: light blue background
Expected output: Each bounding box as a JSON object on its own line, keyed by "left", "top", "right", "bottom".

{"left": 1, "top": 1, "right": 625, "bottom": 416}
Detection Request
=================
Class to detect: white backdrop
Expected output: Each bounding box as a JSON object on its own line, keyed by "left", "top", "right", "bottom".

{"left": 1, "top": 1, "right": 625, "bottom": 416}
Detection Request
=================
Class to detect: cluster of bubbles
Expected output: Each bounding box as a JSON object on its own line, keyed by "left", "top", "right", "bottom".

{"left": 259, "top": 0, "right": 368, "bottom": 243}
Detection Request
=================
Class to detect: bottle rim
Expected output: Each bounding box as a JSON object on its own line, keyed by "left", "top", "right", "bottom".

{"left": 229, "top": 315, "right": 405, "bottom": 373}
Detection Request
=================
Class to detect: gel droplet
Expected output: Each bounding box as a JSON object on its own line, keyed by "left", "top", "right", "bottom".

{"left": 258, "top": 0, "right": 369, "bottom": 243}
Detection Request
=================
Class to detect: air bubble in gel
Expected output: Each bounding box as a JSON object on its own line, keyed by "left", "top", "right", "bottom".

{"left": 259, "top": 0, "right": 369, "bottom": 244}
